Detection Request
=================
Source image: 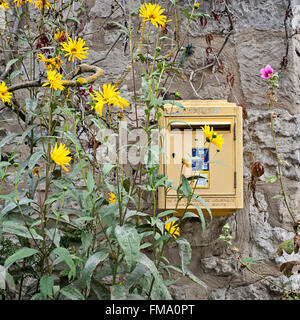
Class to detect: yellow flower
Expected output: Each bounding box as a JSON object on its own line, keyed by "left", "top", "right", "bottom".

{"left": 38, "top": 54, "right": 62, "bottom": 71}
{"left": 51, "top": 56, "right": 62, "bottom": 70}
{"left": 108, "top": 192, "right": 116, "bottom": 204}
{"left": 116, "top": 112, "right": 126, "bottom": 121}
{"left": 0, "top": 81, "right": 12, "bottom": 104}
{"left": 194, "top": 2, "right": 200, "bottom": 9}
{"left": 164, "top": 217, "right": 180, "bottom": 239}
{"left": 54, "top": 30, "right": 67, "bottom": 42}
{"left": 14, "top": 0, "right": 33, "bottom": 7}
{"left": 182, "top": 157, "right": 191, "bottom": 168}
{"left": 42, "top": 69, "right": 65, "bottom": 91}
{"left": 0, "top": 0, "right": 9, "bottom": 9}
{"left": 139, "top": 3, "right": 171, "bottom": 29}
{"left": 90, "top": 83, "right": 130, "bottom": 117}
{"left": 32, "top": 166, "right": 41, "bottom": 177}
{"left": 61, "top": 36, "right": 89, "bottom": 63}
{"left": 50, "top": 143, "right": 72, "bottom": 172}
{"left": 38, "top": 53, "right": 54, "bottom": 70}
{"left": 76, "top": 77, "right": 87, "bottom": 85}
{"left": 34, "top": 0, "right": 52, "bottom": 10}
{"left": 202, "top": 124, "right": 214, "bottom": 142}
{"left": 202, "top": 125, "right": 224, "bottom": 150}
{"left": 211, "top": 134, "right": 224, "bottom": 150}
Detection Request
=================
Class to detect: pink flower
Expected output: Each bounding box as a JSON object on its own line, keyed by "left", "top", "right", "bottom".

{"left": 260, "top": 65, "right": 274, "bottom": 79}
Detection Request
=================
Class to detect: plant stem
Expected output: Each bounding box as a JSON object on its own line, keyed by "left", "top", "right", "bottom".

{"left": 268, "top": 88, "right": 297, "bottom": 227}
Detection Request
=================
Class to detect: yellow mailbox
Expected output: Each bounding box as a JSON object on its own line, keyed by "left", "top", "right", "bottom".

{"left": 158, "top": 100, "right": 243, "bottom": 216}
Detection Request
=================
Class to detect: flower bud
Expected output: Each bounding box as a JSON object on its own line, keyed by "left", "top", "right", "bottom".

{"left": 174, "top": 91, "right": 181, "bottom": 99}
{"left": 251, "top": 162, "right": 264, "bottom": 178}
{"left": 156, "top": 46, "right": 161, "bottom": 53}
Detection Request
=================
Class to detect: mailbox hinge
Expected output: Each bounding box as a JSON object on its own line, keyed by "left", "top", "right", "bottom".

{"left": 233, "top": 123, "right": 236, "bottom": 141}
{"left": 234, "top": 171, "right": 237, "bottom": 189}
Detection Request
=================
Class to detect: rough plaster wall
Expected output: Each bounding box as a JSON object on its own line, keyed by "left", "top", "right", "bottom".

{"left": 0, "top": 0, "right": 299, "bottom": 300}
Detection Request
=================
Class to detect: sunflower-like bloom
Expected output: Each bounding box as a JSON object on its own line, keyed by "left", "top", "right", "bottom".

{"left": 139, "top": 3, "right": 171, "bottom": 29}
{"left": 90, "top": 83, "right": 130, "bottom": 116}
{"left": 42, "top": 69, "right": 65, "bottom": 91}
{"left": 13, "top": 0, "right": 33, "bottom": 7}
{"left": 164, "top": 217, "right": 180, "bottom": 239}
{"left": 54, "top": 30, "right": 67, "bottom": 43}
{"left": 182, "top": 157, "right": 191, "bottom": 168}
{"left": 38, "top": 53, "right": 54, "bottom": 70}
{"left": 61, "top": 36, "right": 89, "bottom": 62}
{"left": 211, "top": 135, "right": 224, "bottom": 150}
{"left": 202, "top": 124, "right": 214, "bottom": 142}
{"left": 38, "top": 54, "right": 62, "bottom": 71}
{"left": 0, "top": 0, "right": 9, "bottom": 9}
{"left": 108, "top": 192, "right": 116, "bottom": 204}
{"left": 34, "top": 0, "right": 52, "bottom": 10}
{"left": 0, "top": 81, "right": 12, "bottom": 104}
{"left": 202, "top": 125, "right": 224, "bottom": 150}
{"left": 50, "top": 143, "right": 72, "bottom": 172}
{"left": 51, "top": 56, "right": 62, "bottom": 70}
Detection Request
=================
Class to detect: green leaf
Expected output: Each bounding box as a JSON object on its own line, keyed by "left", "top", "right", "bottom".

{"left": 272, "top": 194, "right": 283, "bottom": 199}
{"left": 52, "top": 247, "right": 76, "bottom": 279}
{"left": 182, "top": 211, "right": 199, "bottom": 219}
{"left": 18, "top": 124, "right": 39, "bottom": 144}
{"left": 80, "top": 251, "right": 109, "bottom": 291}
{"left": 242, "top": 257, "right": 256, "bottom": 265}
{"left": 277, "top": 238, "right": 294, "bottom": 256}
{"left": 3, "top": 220, "right": 43, "bottom": 240}
{"left": 0, "top": 161, "right": 11, "bottom": 169}
{"left": 60, "top": 285, "right": 85, "bottom": 300}
{"left": 0, "top": 133, "right": 18, "bottom": 148}
{"left": 67, "top": 16, "right": 80, "bottom": 24}
{"left": 186, "top": 270, "right": 207, "bottom": 290}
{"left": 4, "top": 247, "right": 39, "bottom": 268}
{"left": 182, "top": 8, "right": 190, "bottom": 20}
{"left": 266, "top": 175, "right": 277, "bottom": 183}
{"left": 91, "top": 281, "right": 110, "bottom": 300}
{"left": 44, "top": 192, "right": 64, "bottom": 205}
{"left": 138, "top": 253, "right": 172, "bottom": 300}
{"left": 181, "top": 174, "right": 192, "bottom": 199}
{"left": 207, "top": 161, "right": 230, "bottom": 167}
{"left": 40, "top": 275, "right": 54, "bottom": 299}
{"left": 154, "top": 176, "right": 168, "bottom": 188}
{"left": 110, "top": 284, "right": 128, "bottom": 300}
{"left": 193, "top": 204, "right": 206, "bottom": 233}
{"left": 112, "top": 22, "right": 130, "bottom": 36}
{"left": 124, "top": 263, "right": 148, "bottom": 289}
{"left": 9, "top": 70, "right": 22, "bottom": 81}
{"left": 5, "top": 58, "right": 18, "bottom": 73}
{"left": 81, "top": 232, "right": 93, "bottom": 253}
{"left": 157, "top": 210, "right": 176, "bottom": 219}
{"left": 115, "top": 224, "right": 140, "bottom": 271}
{"left": 28, "top": 151, "right": 44, "bottom": 171}
{"left": 176, "top": 238, "right": 191, "bottom": 275}
{"left": 86, "top": 171, "right": 95, "bottom": 192}
{"left": 102, "top": 163, "right": 115, "bottom": 176}
{"left": 192, "top": 194, "right": 212, "bottom": 219}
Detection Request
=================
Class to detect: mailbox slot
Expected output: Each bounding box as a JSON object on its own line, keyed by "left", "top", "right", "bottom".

{"left": 170, "top": 122, "right": 231, "bottom": 131}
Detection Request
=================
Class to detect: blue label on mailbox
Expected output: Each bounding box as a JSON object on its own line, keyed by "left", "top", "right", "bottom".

{"left": 192, "top": 148, "right": 209, "bottom": 172}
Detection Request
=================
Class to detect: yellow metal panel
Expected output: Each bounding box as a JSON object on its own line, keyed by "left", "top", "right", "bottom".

{"left": 158, "top": 100, "right": 243, "bottom": 216}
